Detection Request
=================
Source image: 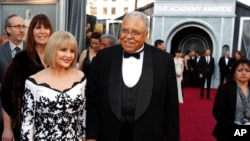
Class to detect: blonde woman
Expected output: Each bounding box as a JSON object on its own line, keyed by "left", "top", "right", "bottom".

{"left": 21, "top": 31, "right": 86, "bottom": 140}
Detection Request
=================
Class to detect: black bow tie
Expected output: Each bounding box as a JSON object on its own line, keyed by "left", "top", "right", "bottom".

{"left": 123, "top": 50, "right": 143, "bottom": 59}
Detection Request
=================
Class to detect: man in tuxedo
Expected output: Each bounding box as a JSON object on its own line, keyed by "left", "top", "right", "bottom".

{"left": 86, "top": 11, "right": 179, "bottom": 141}
{"left": 218, "top": 51, "right": 232, "bottom": 85}
{"left": 100, "top": 34, "right": 119, "bottom": 49}
{"left": 154, "top": 39, "right": 166, "bottom": 51}
{"left": 193, "top": 51, "right": 202, "bottom": 87}
{"left": 0, "top": 14, "right": 25, "bottom": 139}
{"left": 199, "top": 49, "right": 215, "bottom": 99}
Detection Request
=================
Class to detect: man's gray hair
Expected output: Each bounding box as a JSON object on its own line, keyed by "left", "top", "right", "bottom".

{"left": 123, "top": 11, "right": 149, "bottom": 30}
{"left": 101, "top": 34, "right": 119, "bottom": 45}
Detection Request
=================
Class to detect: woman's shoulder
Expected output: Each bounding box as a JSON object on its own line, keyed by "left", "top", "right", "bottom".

{"left": 80, "top": 49, "right": 88, "bottom": 57}
{"left": 28, "top": 68, "right": 48, "bottom": 82}
{"left": 10, "top": 51, "right": 32, "bottom": 70}
{"left": 218, "top": 82, "right": 237, "bottom": 92}
{"left": 72, "top": 69, "right": 85, "bottom": 79}
{"left": 13, "top": 50, "right": 29, "bottom": 62}
{"left": 184, "top": 55, "right": 190, "bottom": 59}
{"left": 69, "top": 69, "right": 85, "bottom": 85}
{"left": 25, "top": 76, "right": 39, "bottom": 88}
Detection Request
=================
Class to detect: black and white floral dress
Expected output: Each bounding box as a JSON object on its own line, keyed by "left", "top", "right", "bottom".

{"left": 21, "top": 77, "right": 86, "bottom": 141}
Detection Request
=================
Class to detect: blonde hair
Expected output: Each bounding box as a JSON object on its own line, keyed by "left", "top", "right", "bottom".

{"left": 44, "top": 31, "right": 78, "bottom": 68}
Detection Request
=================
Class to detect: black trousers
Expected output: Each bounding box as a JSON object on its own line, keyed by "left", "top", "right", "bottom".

{"left": 200, "top": 73, "right": 212, "bottom": 98}
{"left": 119, "top": 121, "right": 134, "bottom": 141}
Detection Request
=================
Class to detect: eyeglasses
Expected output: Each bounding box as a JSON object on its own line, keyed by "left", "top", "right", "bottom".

{"left": 120, "top": 29, "right": 147, "bottom": 37}
{"left": 8, "top": 25, "right": 26, "bottom": 29}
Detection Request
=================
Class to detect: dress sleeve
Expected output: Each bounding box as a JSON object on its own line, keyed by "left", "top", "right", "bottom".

{"left": 78, "top": 79, "right": 86, "bottom": 138}
{"left": 21, "top": 79, "right": 37, "bottom": 141}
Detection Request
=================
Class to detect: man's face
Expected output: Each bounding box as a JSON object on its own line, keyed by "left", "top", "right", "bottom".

{"left": 6, "top": 16, "right": 25, "bottom": 44}
{"left": 100, "top": 38, "right": 111, "bottom": 49}
{"left": 157, "top": 43, "right": 165, "bottom": 51}
{"left": 205, "top": 50, "right": 211, "bottom": 56}
{"left": 120, "top": 17, "right": 148, "bottom": 53}
{"left": 225, "top": 51, "right": 230, "bottom": 57}
{"left": 191, "top": 51, "right": 195, "bottom": 56}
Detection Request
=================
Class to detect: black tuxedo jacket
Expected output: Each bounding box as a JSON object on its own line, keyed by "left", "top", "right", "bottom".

{"left": 194, "top": 56, "right": 201, "bottom": 72}
{"left": 86, "top": 43, "right": 179, "bottom": 141}
{"left": 218, "top": 56, "right": 232, "bottom": 73}
{"left": 199, "top": 55, "right": 215, "bottom": 75}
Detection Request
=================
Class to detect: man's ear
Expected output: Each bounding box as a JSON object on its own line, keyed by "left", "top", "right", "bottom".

{"left": 6, "top": 27, "right": 11, "bottom": 35}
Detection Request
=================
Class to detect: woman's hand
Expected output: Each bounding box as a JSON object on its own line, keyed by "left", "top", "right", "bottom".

{"left": 2, "top": 128, "right": 14, "bottom": 141}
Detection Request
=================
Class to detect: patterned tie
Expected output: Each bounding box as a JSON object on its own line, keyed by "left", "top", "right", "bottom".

{"left": 14, "top": 47, "right": 21, "bottom": 57}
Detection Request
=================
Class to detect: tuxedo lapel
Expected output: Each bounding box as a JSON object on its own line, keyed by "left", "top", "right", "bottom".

{"left": 108, "top": 46, "right": 123, "bottom": 120}
{"left": 135, "top": 45, "right": 153, "bottom": 120}
{"left": 108, "top": 44, "right": 154, "bottom": 121}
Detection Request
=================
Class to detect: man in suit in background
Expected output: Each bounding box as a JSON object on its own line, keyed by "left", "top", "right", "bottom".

{"left": 193, "top": 51, "right": 202, "bottom": 87}
{"left": 199, "top": 49, "right": 215, "bottom": 99}
{"left": 154, "top": 39, "right": 166, "bottom": 51}
{"left": 0, "top": 14, "right": 25, "bottom": 139}
{"left": 218, "top": 51, "right": 232, "bottom": 85}
{"left": 86, "top": 11, "right": 179, "bottom": 141}
{"left": 100, "top": 34, "right": 119, "bottom": 49}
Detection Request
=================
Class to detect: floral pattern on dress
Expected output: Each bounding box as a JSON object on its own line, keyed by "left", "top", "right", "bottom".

{"left": 21, "top": 77, "right": 86, "bottom": 141}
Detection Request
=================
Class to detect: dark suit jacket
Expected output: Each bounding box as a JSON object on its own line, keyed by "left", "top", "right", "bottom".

{"left": 199, "top": 55, "right": 215, "bottom": 76}
{"left": 212, "top": 81, "right": 248, "bottom": 139}
{"left": 0, "top": 42, "right": 12, "bottom": 89}
{"left": 218, "top": 56, "right": 233, "bottom": 74}
{"left": 194, "top": 56, "right": 201, "bottom": 72}
{"left": 86, "top": 43, "right": 179, "bottom": 141}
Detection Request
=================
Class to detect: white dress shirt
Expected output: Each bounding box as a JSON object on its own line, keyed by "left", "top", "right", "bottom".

{"left": 225, "top": 56, "right": 229, "bottom": 65}
{"left": 196, "top": 56, "right": 200, "bottom": 63}
{"left": 9, "top": 41, "right": 24, "bottom": 57}
{"left": 122, "top": 47, "right": 144, "bottom": 87}
{"left": 206, "top": 56, "right": 210, "bottom": 64}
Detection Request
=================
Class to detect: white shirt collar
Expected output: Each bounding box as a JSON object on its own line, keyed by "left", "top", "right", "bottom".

{"left": 122, "top": 45, "right": 144, "bottom": 87}
{"left": 9, "top": 41, "right": 24, "bottom": 51}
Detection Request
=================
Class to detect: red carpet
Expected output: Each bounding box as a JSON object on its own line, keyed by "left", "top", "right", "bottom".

{"left": 180, "top": 87, "right": 217, "bottom": 141}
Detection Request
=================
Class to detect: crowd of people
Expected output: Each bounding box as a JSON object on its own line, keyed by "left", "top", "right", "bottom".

{"left": 168, "top": 48, "right": 246, "bottom": 101}
{"left": 0, "top": 10, "right": 249, "bottom": 141}
{"left": 0, "top": 11, "right": 180, "bottom": 141}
